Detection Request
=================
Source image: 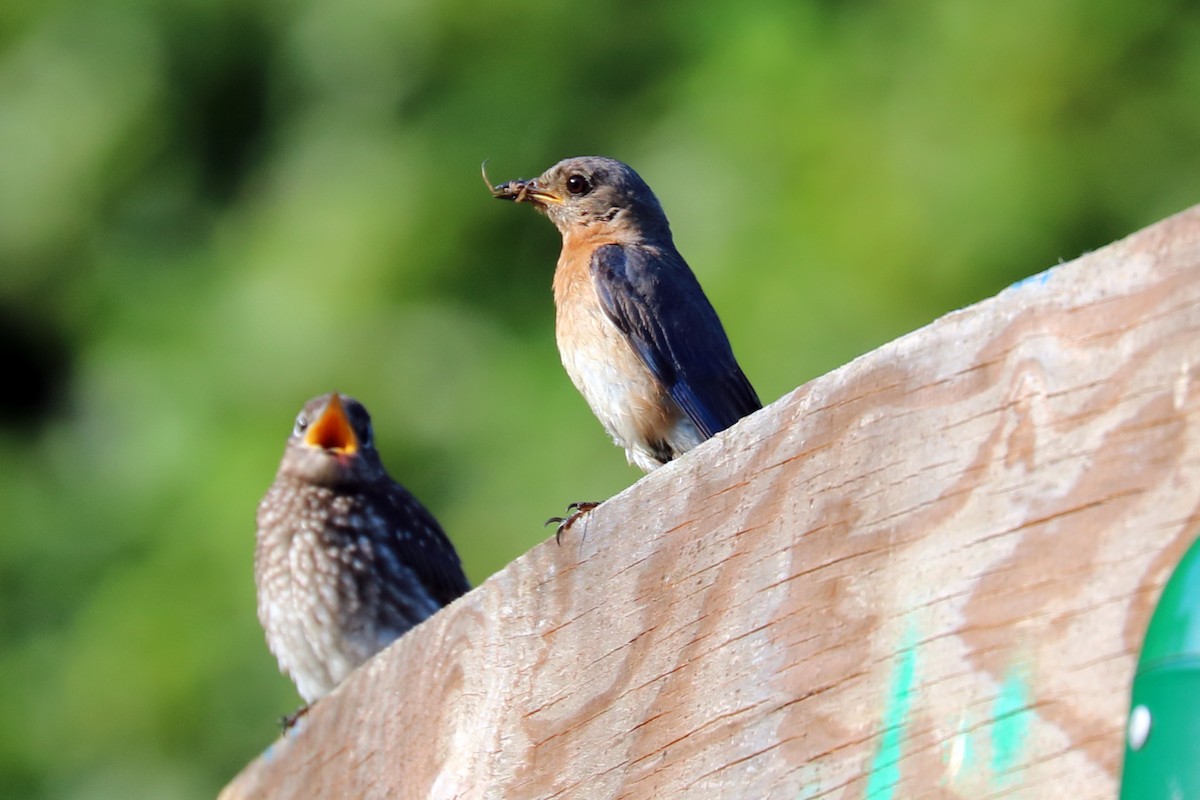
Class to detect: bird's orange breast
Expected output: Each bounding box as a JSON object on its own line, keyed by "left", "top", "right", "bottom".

{"left": 552, "top": 244, "right": 683, "bottom": 470}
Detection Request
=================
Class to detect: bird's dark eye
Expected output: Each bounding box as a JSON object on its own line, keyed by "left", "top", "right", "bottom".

{"left": 293, "top": 414, "right": 308, "bottom": 437}
{"left": 566, "top": 174, "right": 592, "bottom": 196}
{"left": 360, "top": 421, "right": 374, "bottom": 449}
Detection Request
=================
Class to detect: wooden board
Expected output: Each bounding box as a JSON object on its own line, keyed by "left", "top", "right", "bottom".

{"left": 222, "top": 205, "right": 1200, "bottom": 799}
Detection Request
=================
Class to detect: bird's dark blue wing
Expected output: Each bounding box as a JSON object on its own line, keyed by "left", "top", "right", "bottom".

{"left": 381, "top": 486, "right": 471, "bottom": 608}
{"left": 590, "top": 243, "right": 761, "bottom": 438}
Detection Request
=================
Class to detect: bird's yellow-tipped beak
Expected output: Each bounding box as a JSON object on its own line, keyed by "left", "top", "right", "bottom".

{"left": 304, "top": 393, "right": 358, "bottom": 455}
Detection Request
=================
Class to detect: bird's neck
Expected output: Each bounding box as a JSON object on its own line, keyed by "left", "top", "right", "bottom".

{"left": 560, "top": 226, "right": 622, "bottom": 254}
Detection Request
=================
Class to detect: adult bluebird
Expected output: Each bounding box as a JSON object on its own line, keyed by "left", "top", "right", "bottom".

{"left": 256, "top": 392, "right": 469, "bottom": 708}
{"left": 491, "top": 156, "right": 761, "bottom": 475}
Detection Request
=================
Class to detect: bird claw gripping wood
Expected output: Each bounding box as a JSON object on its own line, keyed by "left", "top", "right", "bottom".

{"left": 545, "top": 501, "right": 601, "bottom": 544}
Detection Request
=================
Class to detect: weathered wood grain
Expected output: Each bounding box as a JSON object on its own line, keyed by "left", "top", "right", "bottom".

{"left": 222, "top": 206, "right": 1200, "bottom": 800}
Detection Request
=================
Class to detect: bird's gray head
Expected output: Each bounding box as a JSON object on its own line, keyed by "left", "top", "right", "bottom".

{"left": 490, "top": 156, "right": 672, "bottom": 242}
{"left": 279, "top": 392, "right": 385, "bottom": 487}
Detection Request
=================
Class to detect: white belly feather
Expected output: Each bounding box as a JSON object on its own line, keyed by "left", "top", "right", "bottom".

{"left": 554, "top": 270, "right": 702, "bottom": 471}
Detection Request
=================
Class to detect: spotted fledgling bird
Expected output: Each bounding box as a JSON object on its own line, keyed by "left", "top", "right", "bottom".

{"left": 256, "top": 392, "right": 469, "bottom": 707}
{"left": 491, "top": 157, "right": 761, "bottom": 525}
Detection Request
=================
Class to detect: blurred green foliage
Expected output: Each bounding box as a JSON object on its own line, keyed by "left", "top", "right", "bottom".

{"left": 1, "top": 0, "right": 1198, "bottom": 795}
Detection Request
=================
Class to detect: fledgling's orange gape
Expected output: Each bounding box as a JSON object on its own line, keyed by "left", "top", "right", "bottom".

{"left": 255, "top": 392, "right": 469, "bottom": 721}
{"left": 491, "top": 157, "right": 761, "bottom": 532}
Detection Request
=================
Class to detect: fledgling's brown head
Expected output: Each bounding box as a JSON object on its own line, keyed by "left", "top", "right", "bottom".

{"left": 489, "top": 156, "right": 672, "bottom": 243}
{"left": 276, "top": 392, "right": 384, "bottom": 488}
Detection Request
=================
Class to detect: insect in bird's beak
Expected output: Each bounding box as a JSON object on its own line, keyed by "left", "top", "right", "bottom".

{"left": 482, "top": 160, "right": 519, "bottom": 199}
{"left": 485, "top": 161, "right": 558, "bottom": 205}
{"left": 481, "top": 160, "right": 497, "bottom": 194}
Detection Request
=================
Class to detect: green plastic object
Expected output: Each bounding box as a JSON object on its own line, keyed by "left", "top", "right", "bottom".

{"left": 1120, "top": 535, "right": 1200, "bottom": 798}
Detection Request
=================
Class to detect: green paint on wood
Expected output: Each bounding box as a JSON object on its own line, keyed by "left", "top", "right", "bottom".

{"left": 865, "top": 624, "right": 918, "bottom": 799}
{"left": 990, "top": 666, "right": 1032, "bottom": 782}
